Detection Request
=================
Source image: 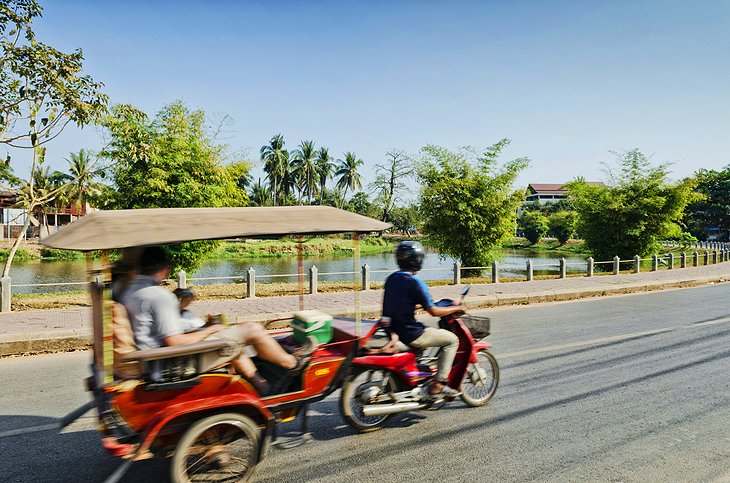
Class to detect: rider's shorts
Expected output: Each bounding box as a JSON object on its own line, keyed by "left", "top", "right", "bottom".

{"left": 199, "top": 325, "right": 245, "bottom": 371}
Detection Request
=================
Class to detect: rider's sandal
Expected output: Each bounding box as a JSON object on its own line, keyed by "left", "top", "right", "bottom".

{"left": 291, "top": 336, "right": 318, "bottom": 372}
{"left": 430, "top": 379, "right": 462, "bottom": 398}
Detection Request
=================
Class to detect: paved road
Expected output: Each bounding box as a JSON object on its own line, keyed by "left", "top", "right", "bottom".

{"left": 1, "top": 284, "right": 730, "bottom": 482}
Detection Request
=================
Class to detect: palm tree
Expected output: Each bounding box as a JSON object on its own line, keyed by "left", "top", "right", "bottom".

{"left": 260, "top": 134, "right": 288, "bottom": 206}
{"left": 291, "top": 140, "right": 318, "bottom": 204}
{"left": 249, "top": 178, "right": 271, "bottom": 206}
{"left": 335, "top": 151, "right": 364, "bottom": 204}
{"left": 314, "top": 147, "right": 333, "bottom": 205}
{"left": 58, "top": 149, "right": 105, "bottom": 214}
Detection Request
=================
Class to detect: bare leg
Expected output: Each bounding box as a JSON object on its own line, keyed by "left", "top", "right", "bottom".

{"left": 231, "top": 354, "right": 258, "bottom": 378}
{"left": 240, "top": 322, "right": 297, "bottom": 369}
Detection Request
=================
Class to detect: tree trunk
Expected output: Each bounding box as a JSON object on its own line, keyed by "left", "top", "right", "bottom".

{"left": 2, "top": 213, "right": 32, "bottom": 278}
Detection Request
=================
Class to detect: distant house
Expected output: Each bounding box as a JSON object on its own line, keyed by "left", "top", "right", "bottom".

{"left": 525, "top": 182, "right": 605, "bottom": 204}
{"left": 0, "top": 189, "right": 88, "bottom": 240}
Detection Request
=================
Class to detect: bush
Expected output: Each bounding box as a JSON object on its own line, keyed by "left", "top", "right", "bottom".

{"left": 519, "top": 211, "right": 549, "bottom": 245}
{"left": 548, "top": 211, "right": 578, "bottom": 245}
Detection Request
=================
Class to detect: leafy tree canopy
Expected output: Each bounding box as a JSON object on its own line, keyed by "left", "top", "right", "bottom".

{"left": 684, "top": 166, "right": 730, "bottom": 241}
{"left": 567, "top": 149, "right": 696, "bottom": 261}
{"left": 519, "top": 211, "right": 548, "bottom": 245}
{"left": 101, "top": 101, "right": 250, "bottom": 272}
{"left": 417, "top": 140, "right": 529, "bottom": 266}
{"left": 0, "top": 0, "right": 107, "bottom": 277}
{"left": 547, "top": 210, "right": 578, "bottom": 245}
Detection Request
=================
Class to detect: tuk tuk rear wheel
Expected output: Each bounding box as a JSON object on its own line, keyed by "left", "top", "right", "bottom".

{"left": 340, "top": 369, "right": 398, "bottom": 433}
{"left": 171, "top": 412, "right": 260, "bottom": 483}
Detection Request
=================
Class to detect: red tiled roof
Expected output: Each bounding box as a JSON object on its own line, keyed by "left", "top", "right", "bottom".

{"left": 527, "top": 182, "right": 605, "bottom": 195}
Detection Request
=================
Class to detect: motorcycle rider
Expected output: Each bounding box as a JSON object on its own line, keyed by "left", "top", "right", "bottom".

{"left": 382, "top": 241, "right": 464, "bottom": 397}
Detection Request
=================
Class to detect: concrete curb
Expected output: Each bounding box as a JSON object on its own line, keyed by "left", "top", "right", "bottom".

{"left": 1, "top": 274, "right": 727, "bottom": 357}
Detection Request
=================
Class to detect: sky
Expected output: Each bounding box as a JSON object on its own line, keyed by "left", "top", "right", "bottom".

{"left": 15, "top": 0, "right": 730, "bottom": 194}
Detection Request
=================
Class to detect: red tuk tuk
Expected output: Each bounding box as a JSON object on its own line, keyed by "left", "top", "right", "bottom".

{"left": 45, "top": 206, "right": 389, "bottom": 482}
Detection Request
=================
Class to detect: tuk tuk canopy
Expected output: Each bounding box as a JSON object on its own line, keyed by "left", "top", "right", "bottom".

{"left": 40, "top": 206, "right": 391, "bottom": 251}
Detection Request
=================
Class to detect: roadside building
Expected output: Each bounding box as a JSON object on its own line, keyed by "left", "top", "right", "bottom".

{"left": 525, "top": 182, "right": 605, "bottom": 204}
{"left": 0, "top": 189, "right": 88, "bottom": 240}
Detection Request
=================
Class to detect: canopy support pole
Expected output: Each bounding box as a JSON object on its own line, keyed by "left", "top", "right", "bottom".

{"left": 354, "top": 233, "right": 361, "bottom": 337}
{"left": 297, "top": 235, "right": 304, "bottom": 311}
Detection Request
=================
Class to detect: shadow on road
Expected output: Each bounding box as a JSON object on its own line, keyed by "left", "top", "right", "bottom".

{"left": 0, "top": 415, "right": 168, "bottom": 482}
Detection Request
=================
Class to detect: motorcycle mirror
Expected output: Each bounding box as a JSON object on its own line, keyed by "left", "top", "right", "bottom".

{"left": 460, "top": 284, "right": 471, "bottom": 297}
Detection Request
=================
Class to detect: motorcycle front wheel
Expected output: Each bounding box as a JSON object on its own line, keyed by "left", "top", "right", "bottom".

{"left": 460, "top": 349, "right": 499, "bottom": 407}
{"left": 339, "top": 369, "right": 398, "bottom": 433}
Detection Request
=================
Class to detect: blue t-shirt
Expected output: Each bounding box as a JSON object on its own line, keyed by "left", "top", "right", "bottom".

{"left": 382, "top": 271, "right": 434, "bottom": 345}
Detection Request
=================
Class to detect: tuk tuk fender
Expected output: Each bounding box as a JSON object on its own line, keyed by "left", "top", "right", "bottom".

{"left": 134, "top": 394, "right": 273, "bottom": 459}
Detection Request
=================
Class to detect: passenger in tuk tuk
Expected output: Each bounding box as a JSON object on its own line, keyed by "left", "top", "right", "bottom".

{"left": 120, "top": 246, "right": 313, "bottom": 392}
{"left": 382, "top": 241, "right": 464, "bottom": 397}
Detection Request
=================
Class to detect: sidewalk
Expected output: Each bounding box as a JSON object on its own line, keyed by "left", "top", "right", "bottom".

{"left": 1, "top": 263, "right": 729, "bottom": 356}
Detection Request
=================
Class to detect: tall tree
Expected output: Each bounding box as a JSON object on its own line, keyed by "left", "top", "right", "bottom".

{"left": 567, "top": 149, "right": 696, "bottom": 261}
{"left": 290, "top": 140, "right": 318, "bottom": 204}
{"left": 260, "top": 133, "right": 288, "bottom": 206}
{"left": 314, "top": 146, "right": 333, "bottom": 204}
{"left": 335, "top": 151, "right": 364, "bottom": 204}
{"left": 102, "top": 101, "right": 246, "bottom": 273}
{"left": 417, "top": 140, "right": 529, "bottom": 267}
{"left": 0, "top": 0, "right": 108, "bottom": 277}
{"left": 369, "top": 149, "right": 412, "bottom": 222}
{"left": 684, "top": 166, "right": 730, "bottom": 241}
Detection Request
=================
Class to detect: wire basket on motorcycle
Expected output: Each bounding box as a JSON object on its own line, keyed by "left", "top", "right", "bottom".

{"left": 460, "top": 315, "right": 491, "bottom": 339}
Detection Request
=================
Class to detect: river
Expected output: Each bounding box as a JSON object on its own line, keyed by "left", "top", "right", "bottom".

{"left": 6, "top": 248, "right": 590, "bottom": 294}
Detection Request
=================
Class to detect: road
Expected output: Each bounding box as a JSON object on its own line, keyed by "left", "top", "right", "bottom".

{"left": 1, "top": 284, "right": 730, "bottom": 482}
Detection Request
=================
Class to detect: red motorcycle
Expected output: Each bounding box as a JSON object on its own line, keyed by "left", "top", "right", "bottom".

{"left": 339, "top": 285, "right": 499, "bottom": 432}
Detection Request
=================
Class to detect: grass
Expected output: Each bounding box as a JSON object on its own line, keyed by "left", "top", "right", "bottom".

{"left": 502, "top": 238, "right": 592, "bottom": 255}
{"left": 209, "top": 236, "right": 394, "bottom": 260}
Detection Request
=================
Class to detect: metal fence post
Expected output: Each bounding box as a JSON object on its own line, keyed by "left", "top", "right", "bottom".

{"left": 652, "top": 254, "right": 658, "bottom": 271}
{"left": 587, "top": 257, "right": 594, "bottom": 277}
{"left": 634, "top": 255, "right": 640, "bottom": 273}
{"left": 309, "top": 265, "right": 318, "bottom": 294}
{"left": 693, "top": 251, "right": 699, "bottom": 267}
{"left": 681, "top": 252, "right": 686, "bottom": 268}
{"left": 176, "top": 270, "right": 186, "bottom": 289}
{"left": 491, "top": 260, "right": 499, "bottom": 284}
{"left": 667, "top": 252, "right": 674, "bottom": 270}
{"left": 246, "top": 267, "right": 256, "bottom": 298}
{"left": 613, "top": 256, "right": 620, "bottom": 275}
{"left": 559, "top": 258, "right": 566, "bottom": 279}
{"left": 361, "top": 264, "right": 370, "bottom": 291}
{"left": 526, "top": 259, "right": 533, "bottom": 281}
{"left": 713, "top": 250, "right": 718, "bottom": 264}
{"left": 0, "top": 276, "right": 10, "bottom": 312}
{"left": 453, "top": 261, "right": 461, "bottom": 285}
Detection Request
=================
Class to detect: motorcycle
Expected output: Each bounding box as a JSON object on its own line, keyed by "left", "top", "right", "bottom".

{"left": 339, "top": 285, "right": 499, "bottom": 432}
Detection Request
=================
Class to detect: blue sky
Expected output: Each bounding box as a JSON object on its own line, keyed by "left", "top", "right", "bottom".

{"left": 21, "top": 0, "right": 730, "bottom": 192}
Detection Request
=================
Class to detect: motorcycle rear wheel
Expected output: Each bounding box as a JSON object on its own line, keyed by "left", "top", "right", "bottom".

{"left": 340, "top": 369, "right": 398, "bottom": 433}
{"left": 460, "top": 349, "right": 499, "bottom": 407}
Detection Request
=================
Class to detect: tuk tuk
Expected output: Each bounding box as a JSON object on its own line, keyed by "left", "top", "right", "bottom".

{"left": 44, "top": 206, "right": 390, "bottom": 483}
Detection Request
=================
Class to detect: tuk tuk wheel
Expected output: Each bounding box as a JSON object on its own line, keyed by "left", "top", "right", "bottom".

{"left": 171, "top": 412, "right": 260, "bottom": 483}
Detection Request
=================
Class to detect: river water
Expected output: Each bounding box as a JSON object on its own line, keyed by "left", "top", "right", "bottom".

{"left": 7, "top": 249, "right": 590, "bottom": 294}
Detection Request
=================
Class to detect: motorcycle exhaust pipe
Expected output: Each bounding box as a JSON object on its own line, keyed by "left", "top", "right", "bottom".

{"left": 362, "top": 402, "right": 426, "bottom": 417}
